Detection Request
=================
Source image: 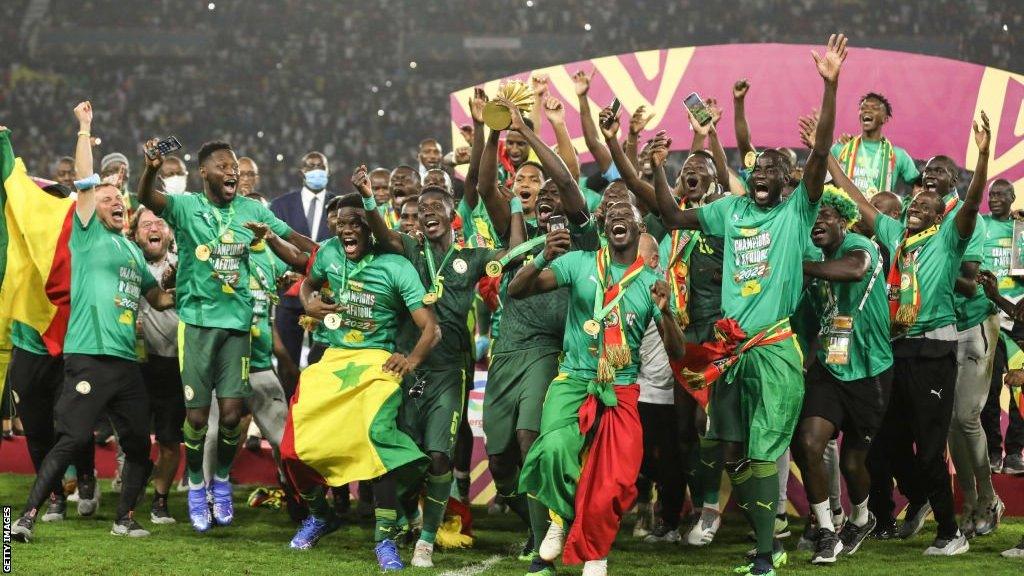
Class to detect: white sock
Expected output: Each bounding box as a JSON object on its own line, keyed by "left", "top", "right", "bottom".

{"left": 188, "top": 480, "right": 206, "bottom": 490}
{"left": 850, "top": 497, "right": 869, "bottom": 527}
{"left": 812, "top": 500, "right": 834, "bottom": 532}
{"left": 213, "top": 475, "right": 229, "bottom": 484}
{"left": 703, "top": 501, "right": 719, "bottom": 513}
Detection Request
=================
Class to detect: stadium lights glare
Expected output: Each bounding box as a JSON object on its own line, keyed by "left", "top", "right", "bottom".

{"left": 377, "top": 109, "right": 385, "bottom": 117}
{"left": 385, "top": 80, "right": 393, "bottom": 87}
{"left": 584, "top": 23, "right": 592, "bottom": 31}
{"left": 93, "top": 137, "right": 102, "bottom": 145}
{"left": 526, "top": 0, "right": 534, "bottom": 6}
{"left": 207, "top": 2, "right": 215, "bottom": 10}
{"left": 257, "top": 130, "right": 264, "bottom": 138}
{"left": 1004, "top": 24, "right": 1009, "bottom": 32}
{"left": 276, "top": 153, "right": 284, "bottom": 162}
{"left": 409, "top": 61, "right": 417, "bottom": 69}
{"left": 183, "top": 153, "right": 191, "bottom": 161}
{"left": 371, "top": 86, "right": 379, "bottom": 93}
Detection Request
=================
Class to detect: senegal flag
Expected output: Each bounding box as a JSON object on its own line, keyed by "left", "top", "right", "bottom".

{"left": 279, "top": 347, "right": 427, "bottom": 488}
{"left": 0, "top": 130, "right": 74, "bottom": 361}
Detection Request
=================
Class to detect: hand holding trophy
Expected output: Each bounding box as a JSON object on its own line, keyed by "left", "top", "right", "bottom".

{"left": 482, "top": 79, "right": 535, "bottom": 131}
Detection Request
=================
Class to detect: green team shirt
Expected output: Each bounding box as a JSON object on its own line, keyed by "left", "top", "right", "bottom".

{"left": 981, "top": 215, "right": 1024, "bottom": 298}
{"left": 697, "top": 182, "right": 820, "bottom": 334}
{"left": 493, "top": 219, "right": 601, "bottom": 353}
{"left": 249, "top": 243, "right": 287, "bottom": 371}
{"left": 805, "top": 232, "right": 893, "bottom": 380}
{"left": 308, "top": 238, "right": 426, "bottom": 351}
{"left": 160, "top": 193, "right": 292, "bottom": 331}
{"left": 395, "top": 235, "right": 497, "bottom": 371}
{"left": 956, "top": 217, "right": 996, "bottom": 331}
{"left": 658, "top": 231, "right": 724, "bottom": 338}
{"left": 550, "top": 250, "right": 662, "bottom": 384}
{"left": 875, "top": 212, "right": 970, "bottom": 336}
{"left": 64, "top": 212, "right": 157, "bottom": 360}
{"left": 830, "top": 140, "right": 919, "bottom": 195}
{"left": 644, "top": 213, "right": 668, "bottom": 243}
{"left": 10, "top": 321, "right": 50, "bottom": 356}
{"left": 458, "top": 199, "right": 502, "bottom": 249}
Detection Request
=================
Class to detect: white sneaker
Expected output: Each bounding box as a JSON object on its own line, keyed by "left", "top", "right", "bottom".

{"left": 411, "top": 540, "right": 434, "bottom": 568}
{"left": 539, "top": 521, "right": 565, "bottom": 562}
{"left": 77, "top": 476, "right": 101, "bottom": 517}
{"left": 923, "top": 531, "right": 969, "bottom": 556}
{"left": 66, "top": 488, "right": 80, "bottom": 503}
{"left": 632, "top": 503, "right": 652, "bottom": 538}
{"left": 1001, "top": 536, "right": 1024, "bottom": 558}
{"left": 974, "top": 497, "right": 1005, "bottom": 536}
{"left": 685, "top": 508, "right": 721, "bottom": 546}
{"left": 582, "top": 558, "right": 608, "bottom": 576}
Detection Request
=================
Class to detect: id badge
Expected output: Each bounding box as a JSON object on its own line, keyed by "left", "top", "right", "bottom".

{"left": 825, "top": 315, "right": 853, "bottom": 366}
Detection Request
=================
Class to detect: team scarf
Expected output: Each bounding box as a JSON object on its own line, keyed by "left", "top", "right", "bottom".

{"left": 837, "top": 135, "right": 896, "bottom": 193}
{"left": 593, "top": 247, "right": 646, "bottom": 383}
{"left": 666, "top": 229, "right": 700, "bottom": 330}
{"left": 887, "top": 224, "right": 937, "bottom": 338}
{"left": 379, "top": 204, "right": 399, "bottom": 230}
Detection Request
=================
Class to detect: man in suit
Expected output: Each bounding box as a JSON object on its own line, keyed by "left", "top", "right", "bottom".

{"left": 270, "top": 151, "right": 336, "bottom": 374}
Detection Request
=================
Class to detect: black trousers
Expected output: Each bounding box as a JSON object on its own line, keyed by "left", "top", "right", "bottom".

{"left": 23, "top": 355, "right": 152, "bottom": 519}
{"left": 867, "top": 340, "right": 958, "bottom": 538}
{"left": 982, "top": 335, "right": 1024, "bottom": 457}
{"left": 637, "top": 401, "right": 686, "bottom": 528}
{"left": 8, "top": 347, "right": 94, "bottom": 497}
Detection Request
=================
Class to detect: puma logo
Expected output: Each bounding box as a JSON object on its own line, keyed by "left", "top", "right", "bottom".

{"left": 929, "top": 389, "right": 942, "bottom": 400}
{"left": 738, "top": 502, "right": 751, "bottom": 510}
{"left": 755, "top": 501, "right": 774, "bottom": 511}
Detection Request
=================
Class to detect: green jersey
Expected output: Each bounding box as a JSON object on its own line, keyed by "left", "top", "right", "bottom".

{"left": 696, "top": 182, "right": 820, "bottom": 334}
{"left": 644, "top": 213, "right": 668, "bottom": 243}
{"left": 395, "top": 235, "right": 497, "bottom": 371}
{"left": 981, "top": 215, "right": 1024, "bottom": 298}
{"left": 805, "top": 232, "right": 893, "bottom": 381}
{"left": 830, "top": 139, "right": 918, "bottom": 195}
{"left": 11, "top": 321, "right": 49, "bottom": 356}
{"left": 875, "top": 212, "right": 970, "bottom": 336}
{"left": 160, "top": 193, "right": 292, "bottom": 331}
{"left": 458, "top": 199, "right": 502, "bottom": 249}
{"left": 64, "top": 212, "right": 157, "bottom": 360}
{"left": 956, "top": 217, "right": 996, "bottom": 331}
{"left": 308, "top": 238, "right": 425, "bottom": 351}
{"left": 249, "top": 243, "right": 287, "bottom": 371}
{"left": 550, "top": 250, "right": 663, "bottom": 385}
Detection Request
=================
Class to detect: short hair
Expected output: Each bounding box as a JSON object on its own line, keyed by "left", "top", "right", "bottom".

{"left": 990, "top": 178, "right": 1015, "bottom": 196}
{"left": 860, "top": 92, "right": 893, "bottom": 117}
{"left": 337, "top": 192, "right": 364, "bottom": 210}
{"left": 419, "top": 138, "right": 441, "bottom": 150}
{"left": 302, "top": 151, "right": 327, "bottom": 164}
{"left": 325, "top": 195, "right": 345, "bottom": 213}
{"left": 369, "top": 167, "right": 391, "bottom": 178}
{"left": 515, "top": 161, "right": 546, "bottom": 179}
{"left": 129, "top": 205, "right": 152, "bottom": 239}
{"left": 820, "top": 186, "right": 859, "bottom": 227}
{"left": 197, "top": 141, "right": 233, "bottom": 166}
{"left": 392, "top": 164, "right": 418, "bottom": 176}
{"left": 419, "top": 185, "right": 453, "bottom": 203}
{"left": 52, "top": 156, "right": 74, "bottom": 171}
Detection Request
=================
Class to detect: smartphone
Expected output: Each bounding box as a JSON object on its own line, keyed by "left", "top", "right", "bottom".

{"left": 321, "top": 294, "right": 336, "bottom": 305}
{"left": 547, "top": 214, "right": 568, "bottom": 231}
{"left": 601, "top": 98, "right": 621, "bottom": 130}
{"left": 147, "top": 135, "right": 182, "bottom": 158}
{"left": 683, "top": 92, "right": 713, "bottom": 127}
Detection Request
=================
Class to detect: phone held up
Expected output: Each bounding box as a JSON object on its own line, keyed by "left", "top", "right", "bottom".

{"left": 683, "top": 92, "right": 713, "bottom": 127}
{"left": 601, "top": 98, "right": 621, "bottom": 130}
{"left": 146, "top": 136, "right": 183, "bottom": 159}
{"left": 547, "top": 214, "right": 568, "bottom": 231}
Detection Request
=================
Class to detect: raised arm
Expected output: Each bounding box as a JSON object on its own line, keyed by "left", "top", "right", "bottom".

{"left": 462, "top": 88, "right": 488, "bottom": 210}
{"left": 73, "top": 101, "right": 93, "bottom": 179}
{"left": 353, "top": 164, "right": 404, "bottom": 254}
{"left": 803, "top": 249, "right": 870, "bottom": 282}
{"left": 732, "top": 80, "right": 755, "bottom": 159}
{"left": 508, "top": 229, "right": 570, "bottom": 298}
{"left": 543, "top": 96, "right": 581, "bottom": 182}
{"left": 706, "top": 122, "right": 732, "bottom": 193}
{"left": 529, "top": 74, "right": 548, "bottom": 140}
{"left": 137, "top": 137, "right": 169, "bottom": 215}
{"left": 574, "top": 69, "right": 613, "bottom": 173}
{"left": 803, "top": 33, "right": 848, "bottom": 203}
{"left": 955, "top": 112, "right": 991, "bottom": 239}
{"left": 651, "top": 139, "right": 701, "bottom": 230}
{"left": 478, "top": 129, "right": 511, "bottom": 240}
{"left": 243, "top": 222, "right": 311, "bottom": 270}
{"left": 798, "top": 112, "right": 877, "bottom": 232}
{"left": 625, "top": 105, "right": 655, "bottom": 171}
{"left": 600, "top": 107, "right": 658, "bottom": 212}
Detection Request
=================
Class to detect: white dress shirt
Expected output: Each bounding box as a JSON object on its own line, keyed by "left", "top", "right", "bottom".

{"left": 301, "top": 186, "right": 326, "bottom": 238}
{"left": 637, "top": 320, "right": 675, "bottom": 405}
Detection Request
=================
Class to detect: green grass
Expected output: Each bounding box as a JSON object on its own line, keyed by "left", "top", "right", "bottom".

{"left": 1, "top": 473, "right": 1021, "bottom": 575}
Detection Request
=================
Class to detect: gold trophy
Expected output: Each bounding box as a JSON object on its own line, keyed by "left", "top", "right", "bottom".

{"left": 482, "top": 80, "right": 535, "bottom": 131}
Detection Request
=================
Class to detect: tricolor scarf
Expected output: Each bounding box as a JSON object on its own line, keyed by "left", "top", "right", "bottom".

{"left": 887, "top": 225, "right": 937, "bottom": 338}
{"left": 666, "top": 229, "right": 699, "bottom": 330}
{"left": 594, "top": 248, "right": 646, "bottom": 383}
{"left": 379, "top": 204, "right": 399, "bottom": 230}
{"left": 837, "top": 135, "right": 896, "bottom": 193}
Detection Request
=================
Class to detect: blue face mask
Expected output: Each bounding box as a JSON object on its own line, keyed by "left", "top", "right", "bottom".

{"left": 304, "top": 169, "right": 328, "bottom": 191}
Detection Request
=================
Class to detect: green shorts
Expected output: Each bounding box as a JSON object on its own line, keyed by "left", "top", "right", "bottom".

{"left": 706, "top": 335, "right": 804, "bottom": 461}
{"left": 177, "top": 322, "right": 252, "bottom": 409}
{"left": 398, "top": 368, "right": 465, "bottom": 456}
{"left": 483, "top": 348, "right": 560, "bottom": 456}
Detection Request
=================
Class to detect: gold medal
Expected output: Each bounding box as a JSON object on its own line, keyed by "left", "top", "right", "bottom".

{"left": 323, "top": 314, "right": 342, "bottom": 330}
{"left": 583, "top": 319, "right": 601, "bottom": 337}
{"left": 744, "top": 151, "right": 757, "bottom": 169}
{"left": 485, "top": 260, "right": 503, "bottom": 278}
{"left": 221, "top": 231, "right": 234, "bottom": 243}
{"left": 195, "top": 244, "right": 212, "bottom": 261}
{"left": 866, "top": 186, "right": 878, "bottom": 197}
{"left": 422, "top": 292, "right": 438, "bottom": 305}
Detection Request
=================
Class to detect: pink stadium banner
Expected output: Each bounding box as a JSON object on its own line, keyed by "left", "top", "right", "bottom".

{"left": 451, "top": 43, "right": 1024, "bottom": 195}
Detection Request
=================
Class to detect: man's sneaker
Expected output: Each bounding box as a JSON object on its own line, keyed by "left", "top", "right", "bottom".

{"left": 110, "top": 514, "right": 150, "bottom": 537}
{"left": 959, "top": 510, "right": 977, "bottom": 539}
{"left": 810, "top": 528, "right": 844, "bottom": 564}
{"left": 923, "top": 531, "right": 969, "bottom": 556}
{"left": 411, "top": 540, "right": 434, "bottom": 568}
{"left": 582, "top": 558, "right": 607, "bottom": 576}
{"left": 187, "top": 486, "right": 212, "bottom": 532}
{"left": 539, "top": 521, "right": 565, "bottom": 561}
{"left": 632, "top": 503, "right": 652, "bottom": 538}
{"left": 289, "top": 515, "right": 340, "bottom": 549}
{"left": 871, "top": 517, "right": 899, "bottom": 540}
{"left": 685, "top": 507, "right": 721, "bottom": 546}
{"left": 742, "top": 539, "right": 788, "bottom": 570}
{"left": 518, "top": 534, "right": 536, "bottom": 561}
{"left": 10, "top": 515, "right": 34, "bottom": 542}
{"left": 150, "top": 495, "right": 176, "bottom": 525}
{"left": 77, "top": 475, "right": 100, "bottom": 517}
{"left": 838, "top": 512, "right": 876, "bottom": 556}
{"left": 644, "top": 520, "right": 682, "bottom": 543}
{"left": 375, "top": 539, "right": 404, "bottom": 571}
{"left": 42, "top": 494, "right": 66, "bottom": 522}
{"left": 210, "top": 479, "right": 234, "bottom": 526}
{"left": 1001, "top": 535, "right": 1024, "bottom": 558}
{"left": 527, "top": 555, "right": 556, "bottom": 575}
{"left": 897, "top": 502, "right": 931, "bottom": 539}
{"left": 974, "top": 497, "right": 1005, "bottom": 536}
{"left": 1002, "top": 453, "right": 1024, "bottom": 475}
{"left": 989, "top": 453, "right": 1003, "bottom": 473}
{"left": 489, "top": 494, "right": 509, "bottom": 515}
{"left": 797, "top": 520, "right": 818, "bottom": 551}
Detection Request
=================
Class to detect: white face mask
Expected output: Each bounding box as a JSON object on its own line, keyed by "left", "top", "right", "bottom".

{"left": 163, "top": 174, "right": 187, "bottom": 194}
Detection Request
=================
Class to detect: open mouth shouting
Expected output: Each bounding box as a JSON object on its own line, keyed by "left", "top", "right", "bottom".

{"left": 922, "top": 176, "right": 939, "bottom": 195}
{"left": 861, "top": 113, "right": 875, "bottom": 129}
{"left": 222, "top": 178, "right": 238, "bottom": 197}
{"left": 609, "top": 222, "right": 629, "bottom": 242}
{"left": 752, "top": 181, "right": 771, "bottom": 202}
{"left": 341, "top": 235, "right": 360, "bottom": 256}
{"left": 423, "top": 217, "right": 442, "bottom": 235}
{"left": 811, "top": 222, "right": 828, "bottom": 244}
{"left": 146, "top": 232, "right": 163, "bottom": 249}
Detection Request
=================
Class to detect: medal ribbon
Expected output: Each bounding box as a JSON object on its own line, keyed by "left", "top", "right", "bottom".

{"left": 490, "top": 234, "right": 547, "bottom": 274}
{"left": 341, "top": 253, "right": 375, "bottom": 295}
{"left": 886, "top": 224, "right": 937, "bottom": 338}
{"left": 198, "top": 194, "right": 236, "bottom": 248}
{"left": 379, "top": 204, "right": 398, "bottom": 230}
{"left": 423, "top": 242, "right": 458, "bottom": 299}
{"left": 593, "top": 247, "right": 646, "bottom": 383}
